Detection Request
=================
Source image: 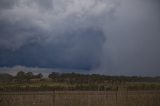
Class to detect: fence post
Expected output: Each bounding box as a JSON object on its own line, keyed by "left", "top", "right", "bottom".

{"left": 52, "top": 91, "right": 55, "bottom": 106}
{"left": 115, "top": 86, "right": 118, "bottom": 106}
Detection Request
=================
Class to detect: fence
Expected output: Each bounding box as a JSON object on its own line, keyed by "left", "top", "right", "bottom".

{"left": 0, "top": 91, "right": 160, "bottom": 106}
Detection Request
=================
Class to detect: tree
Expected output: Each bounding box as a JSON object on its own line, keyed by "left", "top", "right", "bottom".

{"left": 48, "top": 72, "right": 59, "bottom": 81}
{"left": 26, "top": 72, "right": 33, "bottom": 82}
{"left": 35, "top": 73, "right": 43, "bottom": 79}
{"left": 15, "top": 71, "right": 26, "bottom": 83}
{"left": 0, "top": 73, "right": 13, "bottom": 83}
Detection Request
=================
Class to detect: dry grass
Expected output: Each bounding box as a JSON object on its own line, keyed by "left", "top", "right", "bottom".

{"left": 0, "top": 90, "right": 160, "bottom": 106}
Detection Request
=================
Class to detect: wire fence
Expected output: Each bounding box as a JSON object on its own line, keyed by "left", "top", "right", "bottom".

{"left": 0, "top": 90, "right": 160, "bottom": 106}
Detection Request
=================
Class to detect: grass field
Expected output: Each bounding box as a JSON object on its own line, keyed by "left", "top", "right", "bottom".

{"left": 0, "top": 90, "right": 160, "bottom": 106}
{"left": 1, "top": 81, "right": 160, "bottom": 91}
{"left": 0, "top": 76, "right": 160, "bottom": 106}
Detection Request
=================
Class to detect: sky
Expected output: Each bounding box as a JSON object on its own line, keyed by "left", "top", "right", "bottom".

{"left": 0, "top": 0, "right": 160, "bottom": 76}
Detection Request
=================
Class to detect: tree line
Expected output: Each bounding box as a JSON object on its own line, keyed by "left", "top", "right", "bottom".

{"left": 48, "top": 72, "right": 160, "bottom": 84}
{"left": 0, "top": 71, "right": 43, "bottom": 83}
{"left": 0, "top": 71, "right": 160, "bottom": 84}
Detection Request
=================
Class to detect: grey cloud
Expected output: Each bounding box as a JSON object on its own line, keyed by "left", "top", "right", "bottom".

{"left": 37, "top": 0, "right": 53, "bottom": 9}
{"left": 0, "top": 0, "right": 18, "bottom": 9}
{"left": 25, "top": 0, "right": 53, "bottom": 10}
{"left": 0, "top": 0, "right": 116, "bottom": 50}
{"left": 98, "top": 0, "right": 160, "bottom": 76}
{"left": 0, "top": 0, "right": 115, "bottom": 71}
{"left": 0, "top": 28, "right": 105, "bottom": 70}
{"left": 0, "top": 0, "right": 160, "bottom": 76}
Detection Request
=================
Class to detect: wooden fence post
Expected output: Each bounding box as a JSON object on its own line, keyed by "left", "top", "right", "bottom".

{"left": 52, "top": 91, "right": 55, "bottom": 106}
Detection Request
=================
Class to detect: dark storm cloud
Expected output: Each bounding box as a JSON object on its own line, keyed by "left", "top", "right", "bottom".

{"left": 0, "top": 0, "right": 160, "bottom": 76}
{"left": 0, "top": 28, "right": 105, "bottom": 70}
{"left": 0, "top": 0, "right": 113, "bottom": 70}
{"left": 0, "top": 0, "right": 114, "bottom": 50}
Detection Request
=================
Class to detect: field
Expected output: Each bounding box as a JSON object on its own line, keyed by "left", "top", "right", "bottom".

{"left": 0, "top": 90, "right": 160, "bottom": 106}
{"left": 0, "top": 72, "right": 160, "bottom": 106}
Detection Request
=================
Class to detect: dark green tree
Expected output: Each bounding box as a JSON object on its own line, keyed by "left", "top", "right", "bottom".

{"left": 35, "top": 73, "right": 43, "bottom": 78}
{"left": 26, "top": 72, "right": 33, "bottom": 82}
{"left": 0, "top": 73, "right": 13, "bottom": 83}
{"left": 15, "top": 71, "right": 26, "bottom": 83}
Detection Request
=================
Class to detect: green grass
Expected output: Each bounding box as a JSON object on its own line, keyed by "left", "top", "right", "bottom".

{"left": 0, "top": 81, "right": 160, "bottom": 91}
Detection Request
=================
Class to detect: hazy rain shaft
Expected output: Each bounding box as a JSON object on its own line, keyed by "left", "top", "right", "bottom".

{"left": 0, "top": 0, "right": 160, "bottom": 76}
